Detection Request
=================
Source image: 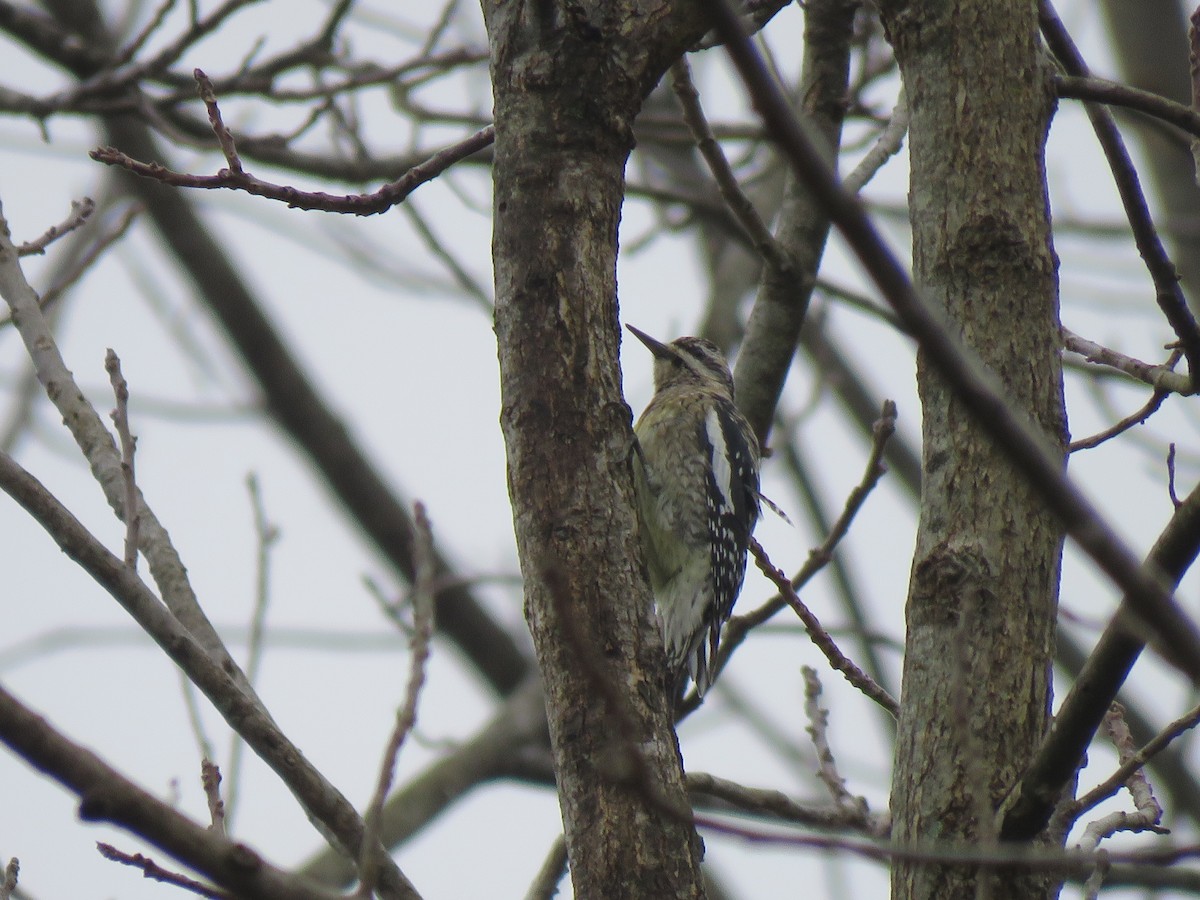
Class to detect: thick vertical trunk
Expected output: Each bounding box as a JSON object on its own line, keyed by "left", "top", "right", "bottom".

{"left": 879, "top": 2, "right": 1068, "bottom": 898}
{"left": 482, "top": 4, "right": 710, "bottom": 896}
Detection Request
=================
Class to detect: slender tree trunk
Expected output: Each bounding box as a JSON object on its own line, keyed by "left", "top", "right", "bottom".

{"left": 481, "top": 3, "right": 709, "bottom": 896}
{"left": 878, "top": 2, "right": 1068, "bottom": 898}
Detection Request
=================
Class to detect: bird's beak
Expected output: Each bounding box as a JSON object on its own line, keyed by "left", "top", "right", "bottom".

{"left": 626, "top": 324, "right": 674, "bottom": 360}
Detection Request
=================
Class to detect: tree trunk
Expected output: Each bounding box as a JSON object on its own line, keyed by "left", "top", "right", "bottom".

{"left": 879, "top": 2, "right": 1068, "bottom": 898}
{"left": 481, "top": 3, "right": 709, "bottom": 897}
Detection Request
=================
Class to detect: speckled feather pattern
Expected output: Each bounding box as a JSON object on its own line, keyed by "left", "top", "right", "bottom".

{"left": 632, "top": 337, "right": 760, "bottom": 695}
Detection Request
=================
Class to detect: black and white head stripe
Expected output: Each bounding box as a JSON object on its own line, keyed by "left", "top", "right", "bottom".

{"left": 669, "top": 337, "right": 736, "bottom": 394}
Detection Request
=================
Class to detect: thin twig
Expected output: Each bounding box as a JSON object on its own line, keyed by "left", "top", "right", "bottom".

{"left": 0, "top": 196, "right": 262, "bottom": 701}
{"left": 691, "top": 810, "right": 1200, "bottom": 877}
{"left": 178, "top": 672, "right": 215, "bottom": 763}
{"left": 15, "top": 198, "right": 95, "bottom": 256}
{"left": 91, "top": 125, "right": 495, "bottom": 216}
{"left": 1069, "top": 385, "right": 1173, "bottom": 452}
{"left": 801, "top": 667, "right": 871, "bottom": 818}
{"left": 1169, "top": 444, "right": 1182, "bottom": 509}
{"left": 104, "top": 350, "right": 139, "bottom": 569}
{"left": 842, "top": 90, "right": 909, "bottom": 194}
{"left": 687, "top": 770, "right": 887, "bottom": 835}
{"left": 1075, "top": 705, "right": 1165, "bottom": 897}
{"left": 112, "top": 0, "right": 178, "bottom": 67}
{"left": 358, "top": 503, "right": 438, "bottom": 896}
{"left": 1062, "top": 328, "right": 1191, "bottom": 394}
{"left": 194, "top": 68, "right": 242, "bottom": 173}
{"left": 224, "top": 473, "right": 279, "bottom": 827}
{"left": 1072, "top": 699, "right": 1200, "bottom": 818}
{"left": 97, "top": 842, "right": 231, "bottom": 899}
{"left": 42, "top": 201, "right": 141, "bottom": 295}
{"left": 751, "top": 538, "right": 899, "bottom": 718}
{"left": 1105, "top": 707, "right": 1164, "bottom": 831}
{"left": 815, "top": 278, "right": 904, "bottom": 330}
{"left": 417, "top": 0, "right": 461, "bottom": 57}
{"left": 775, "top": 425, "right": 896, "bottom": 726}
{"left": 400, "top": 201, "right": 492, "bottom": 310}
{"left": 670, "top": 56, "right": 792, "bottom": 274}
{"left": 201, "top": 758, "right": 226, "bottom": 835}
{"left": 1055, "top": 75, "right": 1200, "bottom": 140}
{"left": 1041, "top": 1, "right": 1200, "bottom": 385}
{"left": 53, "top": 0, "right": 260, "bottom": 109}
{"left": 0, "top": 203, "right": 142, "bottom": 331}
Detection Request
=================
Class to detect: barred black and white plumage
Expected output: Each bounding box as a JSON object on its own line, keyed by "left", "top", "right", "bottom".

{"left": 627, "top": 325, "right": 761, "bottom": 696}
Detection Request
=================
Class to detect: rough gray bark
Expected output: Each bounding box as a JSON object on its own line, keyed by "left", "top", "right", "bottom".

{"left": 878, "top": 2, "right": 1068, "bottom": 898}
{"left": 480, "top": 3, "right": 711, "bottom": 896}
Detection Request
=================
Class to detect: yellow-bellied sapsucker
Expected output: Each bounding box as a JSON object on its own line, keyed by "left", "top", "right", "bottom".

{"left": 627, "top": 324, "right": 761, "bottom": 696}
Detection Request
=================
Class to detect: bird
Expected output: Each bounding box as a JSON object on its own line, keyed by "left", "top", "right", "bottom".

{"left": 627, "top": 324, "right": 761, "bottom": 696}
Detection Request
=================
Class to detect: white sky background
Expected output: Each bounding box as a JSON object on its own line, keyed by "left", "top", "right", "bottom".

{"left": 0, "top": 1, "right": 1197, "bottom": 898}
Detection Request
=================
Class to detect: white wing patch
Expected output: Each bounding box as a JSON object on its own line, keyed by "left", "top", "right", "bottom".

{"left": 705, "top": 407, "right": 735, "bottom": 513}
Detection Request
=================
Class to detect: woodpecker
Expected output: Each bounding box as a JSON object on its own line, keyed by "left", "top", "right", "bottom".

{"left": 627, "top": 324, "right": 761, "bottom": 696}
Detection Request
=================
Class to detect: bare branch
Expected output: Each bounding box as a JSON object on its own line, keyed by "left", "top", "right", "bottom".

{"left": 298, "top": 676, "right": 548, "bottom": 887}
{"left": 111, "top": 0, "right": 178, "bottom": 68}
{"left": 687, "top": 770, "right": 887, "bottom": 835}
{"left": 733, "top": 0, "right": 856, "bottom": 445}
{"left": 842, "top": 91, "right": 909, "bottom": 194}
{"left": 0, "top": 451, "right": 421, "bottom": 899}
{"left": 670, "top": 55, "right": 792, "bottom": 275}
{"left": 1075, "top": 705, "right": 1166, "bottom": 899}
{"left": 706, "top": 0, "right": 1200, "bottom": 683}
{"left": 201, "top": 758, "right": 226, "bottom": 836}
{"left": 1073, "top": 699, "right": 1200, "bottom": 818}
{"left": 523, "top": 836, "right": 568, "bottom": 900}
{"left": 1069, "top": 373, "right": 1175, "bottom": 453}
{"left": 90, "top": 110, "right": 529, "bottom": 694}
{"left": 194, "top": 68, "right": 242, "bottom": 173}
{"left": 0, "top": 681, "right": 345, "bottom": 900}
{"left": 1062, "top": 328, "right": 1191, "bottom": 394}
{"left": 0, "top": 202, "right": 140, "bottom": 338}
{"left": 0, "top": 197, "right": 257, "bottom": 693}
{"left": 1000, "top": 475, "right": 1200, "bottom": 840}
{"left": 15, "top": 199, "right": 95, "bottom": 256}
{"left": 801, "top": 667, "right": 873, "bottom": 819}
{"left": 751, "top": 539, "right": 899, "bottom": 718}
{"left": 359, "top": 503, "right": 437, "bottom": 895}
{"left": 1055, "top": 75, "right": 1200, "bottom": 140}
{"left": 104, "top": 350, "right": 140, "bottom": 570}
{"left": 224, "top": 473, "right": 278, "bottom": 828}
{"left": 90, "top": 124, "right": 495, "bottom": 215}
{"left": 97, "top": 842, "right": 230, "bottom": 900}
{"left": 1041, "top": 1, "right": 1200, "bottom": 384}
